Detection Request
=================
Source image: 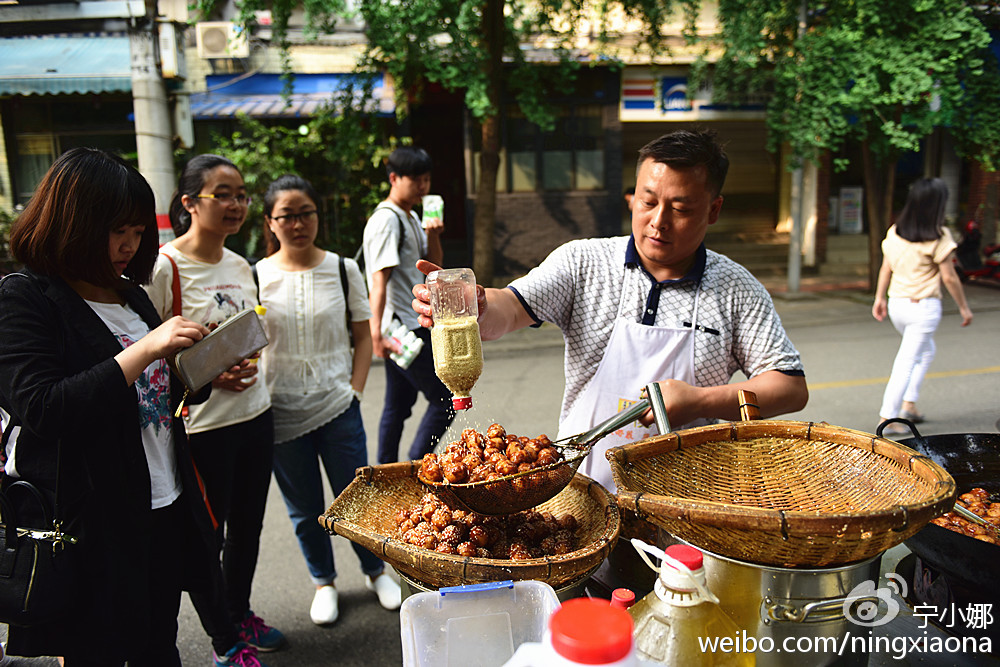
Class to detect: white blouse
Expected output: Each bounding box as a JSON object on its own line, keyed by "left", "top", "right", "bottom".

{"left": 256, "top": 252, "right": 372, "bottom": 443}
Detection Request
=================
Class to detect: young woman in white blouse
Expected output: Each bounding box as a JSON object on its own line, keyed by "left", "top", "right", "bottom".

{"left": 256, "top": 175, "right": 401, "bottom": 626}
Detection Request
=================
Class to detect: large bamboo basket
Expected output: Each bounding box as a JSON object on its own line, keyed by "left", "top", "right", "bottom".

{"left": 320, "top": 462, "right": 620, "bottom": 589}
{"left": 607, "top": 420, "right": 956, "bottom": 567}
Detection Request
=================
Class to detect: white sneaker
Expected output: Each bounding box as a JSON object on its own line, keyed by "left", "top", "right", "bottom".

{"left": 310, "top": 585, "right": 339, "bottom": 625}
{"left": 365, "top": 574, "right": 402, "bottom": 610}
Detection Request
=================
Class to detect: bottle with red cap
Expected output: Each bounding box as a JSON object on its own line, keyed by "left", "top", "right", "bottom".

{"left": 427, "top": 268, "right": 483, "bottom": 410}
{"left": 628, "top": 540, "right": 754, "bottom": 666}
{"left": 502, "top": 597, "right": 657, "bottom": 666}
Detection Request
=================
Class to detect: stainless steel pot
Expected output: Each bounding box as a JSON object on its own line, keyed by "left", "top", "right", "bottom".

{"left": 672, "top": 535, "right": 882, "bottom": 667}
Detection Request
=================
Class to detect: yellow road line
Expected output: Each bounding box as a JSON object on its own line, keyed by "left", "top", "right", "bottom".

{"left": 809, "top": 365, "right": 1000, "bottom": 391}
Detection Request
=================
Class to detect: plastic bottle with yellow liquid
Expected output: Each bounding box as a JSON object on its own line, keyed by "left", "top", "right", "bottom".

{"left": 426, "top": 268, "right": 483, "bottom": 410}
{"left": 628, "top": 540, "right": 754, "bottom": 666}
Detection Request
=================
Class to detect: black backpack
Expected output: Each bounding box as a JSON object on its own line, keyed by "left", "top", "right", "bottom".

{"left": 352, "top": 204, "right": 409, "bottom": 282}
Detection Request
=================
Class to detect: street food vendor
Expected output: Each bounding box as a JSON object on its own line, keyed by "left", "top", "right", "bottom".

{"left": 412, "top": 130, "right": 808, "bottom": 489}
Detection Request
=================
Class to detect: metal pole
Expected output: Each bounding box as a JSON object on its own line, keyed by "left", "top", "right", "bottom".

{"left": 129, "top": 23, "right": 175, "bottom": 215}
{"left": 786, "top": 0, "right": 808, "bottom": 294}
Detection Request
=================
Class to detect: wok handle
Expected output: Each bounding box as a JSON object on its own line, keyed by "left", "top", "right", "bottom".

{"left": 738, "top": 389, "right": 761, "bottom": 421}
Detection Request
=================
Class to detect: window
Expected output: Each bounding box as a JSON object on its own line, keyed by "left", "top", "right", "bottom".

{"left": 472, "top": 104, "right": 606, "bottom": 193}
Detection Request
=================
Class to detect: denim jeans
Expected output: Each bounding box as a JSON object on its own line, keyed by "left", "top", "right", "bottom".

{"left": 377, "top": 326, "right": 456, "bottom": 464}
{"left": 880, "top": 297, "right": 942, "bottom": 418}
{"left": 272, "top": 399, "right": 385, "bottom": 584}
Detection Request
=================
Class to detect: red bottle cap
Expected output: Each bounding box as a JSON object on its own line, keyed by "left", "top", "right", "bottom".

{"left": 665, "top": 544, "right": 703, "bottom": 571}
{"left": 550, "top": 598, "right": 633, "bottom": 664}
{"left": 452, "top": 396, "right": 473, "bottom": 410}
{"left": 610, "top": 588, "right": 635, "bottom": 609}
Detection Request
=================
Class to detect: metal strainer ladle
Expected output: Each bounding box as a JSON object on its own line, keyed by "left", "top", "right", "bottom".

{"left": 418, "top": 383, "right": 670, "bottom": 515}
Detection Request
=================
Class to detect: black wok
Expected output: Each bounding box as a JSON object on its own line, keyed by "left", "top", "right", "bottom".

{"left": 878, "top": 419, "right": 1000, "bottom": 596}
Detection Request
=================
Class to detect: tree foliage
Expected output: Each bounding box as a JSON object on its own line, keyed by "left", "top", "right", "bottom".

{"left": 191, "top": 80, "right": 394, "bottom": 260}
{"left": 707, "top": 0, "right": 1000, "bottom": 285}
{"left": 200, "top": 0, "right": 703, "bottom": 283}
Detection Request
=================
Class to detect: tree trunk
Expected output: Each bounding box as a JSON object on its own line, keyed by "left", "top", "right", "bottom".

{"left": 861, "top": 141, "right": 897, "bottom": 291}
{"left": 472, "top": 0, "right": 505, "bottom": 285}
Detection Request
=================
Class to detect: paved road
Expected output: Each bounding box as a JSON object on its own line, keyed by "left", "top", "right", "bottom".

{"left": 4, "top": 282, "right": 999, "bottom": 666}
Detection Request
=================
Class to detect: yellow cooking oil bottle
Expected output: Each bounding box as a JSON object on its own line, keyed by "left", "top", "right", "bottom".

{"left": 628, "top": 540, "right": 754, "bottom": 666}
{"left": 427, "top": 267, "right": 483, "bottom": 410}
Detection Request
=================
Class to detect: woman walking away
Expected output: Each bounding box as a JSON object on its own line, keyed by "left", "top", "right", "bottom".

{"left": 256, "top": 175, "right": 401, "bottom": 625}
{"left": 872, "top": 177, "right": 973, "bottom": 436}
{"left": 145, "top": 155, "right": 284, "bottom": 666}
{"left": 0, "top": 147, "right": 217, "bottom": 665}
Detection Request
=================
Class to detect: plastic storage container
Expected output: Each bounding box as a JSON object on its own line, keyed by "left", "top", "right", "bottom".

{"left": 503, "top": 597, "right": 655, "bottom": 667}
{"left": 628, "top": 540, "right": 754, "bottom": 666}
{"left": 427, "top": 267, "right": 483, "bottom": 409}
{"left": 400, "top": 579, "right": 559, "bottom": 667}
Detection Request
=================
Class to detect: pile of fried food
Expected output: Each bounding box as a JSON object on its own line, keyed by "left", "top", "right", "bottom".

{"left": 418, "top": 424, "right": 564, "bottom": 484}
{"left": 931, "top": 488, "right": 1000, "bottom": 543}
{"left": 394, "top": 492, "right": 579, "bottom": 560}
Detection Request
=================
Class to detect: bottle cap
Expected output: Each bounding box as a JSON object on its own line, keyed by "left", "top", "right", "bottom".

{"left": 664, "top": 544, "right": 703, "bottom": 571}
{"left": 452, "top": 396, "right": 473, "bottom": 410}
{"left": 610, "top": 588, "right": 635, "bottom": 609}
{"left": 550, "top": 598, "right": 633, "bottom": 664}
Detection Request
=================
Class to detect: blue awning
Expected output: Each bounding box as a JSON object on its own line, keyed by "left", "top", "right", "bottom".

{"left": 0, "top": 34, "right": 132, "bottom": 96}
{"left": 189, "top": 73, "right": 394, "bottom": 119}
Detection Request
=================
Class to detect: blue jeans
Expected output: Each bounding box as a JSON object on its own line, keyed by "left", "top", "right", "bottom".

{"left": 377, "top": 326, "right": 456, "bottom": 464}
{"left": 272, "top": 399, "right": 385, "bottom": 584}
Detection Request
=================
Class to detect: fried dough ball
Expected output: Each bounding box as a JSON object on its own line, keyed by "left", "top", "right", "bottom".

{"left": 421, "top": 455, "right": 444, "bottom": 482}
{"left": 443, "top": 461, "right": 469, "bottom": 484}
{"left": 456, "top": 541, "right": 477, "bottom": 557}
{"left": 431, "top": 507, "right": 453, "bottom": 530}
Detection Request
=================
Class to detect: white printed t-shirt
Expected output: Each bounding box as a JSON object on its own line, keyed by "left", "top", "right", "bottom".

{"left": 256, "top": 252, "right": 372, "bottom": 443}
{"left": 145, "top": 244, "right": 271, "bottom": 434}
{"left": 86, "top": 300, "right": 182, "bottom": 509}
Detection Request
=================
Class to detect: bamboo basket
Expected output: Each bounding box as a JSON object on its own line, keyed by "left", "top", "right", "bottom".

{"left": 607, "top": 420, "right": 956, "bottom": 567}
{"left": 320, "top": 462, "right": 620, "bottom": 589}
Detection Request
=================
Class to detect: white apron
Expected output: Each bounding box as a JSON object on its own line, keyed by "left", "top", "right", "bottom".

{"left": 560, "top": 271, "right": 702, "bottom": 490}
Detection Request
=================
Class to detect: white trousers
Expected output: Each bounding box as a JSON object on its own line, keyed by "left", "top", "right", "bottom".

{"left": 879, "top": 297, "right": 942, "bottom": 418}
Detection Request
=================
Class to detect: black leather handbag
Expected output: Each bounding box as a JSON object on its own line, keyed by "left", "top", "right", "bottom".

{"left": 0, "top": 423, "right": 80, "bottom": 627}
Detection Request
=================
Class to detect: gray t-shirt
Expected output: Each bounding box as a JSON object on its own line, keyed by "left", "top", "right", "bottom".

{"left": 362, "top": 202, "right": 427, "bottom": 330}
{"left": 509, "top": 236, "right": 804, "bottom": 421}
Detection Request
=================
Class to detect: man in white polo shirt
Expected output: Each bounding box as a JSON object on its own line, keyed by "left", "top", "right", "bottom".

{"left": 413, "top": 130, "right": 808, "bottom": 490}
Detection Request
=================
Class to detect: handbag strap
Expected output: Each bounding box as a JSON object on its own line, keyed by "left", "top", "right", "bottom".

{"left": 166, "top": 253, "right": 182, "bottom": 317}
{"left": 0, "top": 416, "right": 63, "bottom": 527}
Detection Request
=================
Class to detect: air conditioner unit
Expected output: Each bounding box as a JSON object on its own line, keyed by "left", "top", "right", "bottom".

{"left": 195, "top": 22, "right": 249, "bottom": 59}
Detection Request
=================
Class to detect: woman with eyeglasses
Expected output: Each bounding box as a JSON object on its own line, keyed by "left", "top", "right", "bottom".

{"left": 254, "top": 175, "right": 400, "bottom": 626}
{"left": 145, "top": 155, "right": 283, "bottom": 667}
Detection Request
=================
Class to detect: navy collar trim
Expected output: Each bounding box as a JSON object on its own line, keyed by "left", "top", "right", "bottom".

{"left": 625, "top": 236, "right": 706, "bottom": 285}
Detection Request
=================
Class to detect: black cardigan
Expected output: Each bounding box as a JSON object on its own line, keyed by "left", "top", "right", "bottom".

{"left": 0, "top": 270, "right": 217, "bottom": 661}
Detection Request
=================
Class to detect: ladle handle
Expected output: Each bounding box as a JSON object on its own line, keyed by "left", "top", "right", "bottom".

{"left": 645, "top": 382, "right": 671, "bottom": 434}
{"left": 572, "top": 398, "right": 650, "bottom": 446}
{"left": 738, "top": 389, "right": 761, "bottom": 421}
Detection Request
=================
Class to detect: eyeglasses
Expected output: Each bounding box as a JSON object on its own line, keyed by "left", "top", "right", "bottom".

{"left": 195, "top": 193, "right": 252, "bottom": 207}
{"left": 270, "top": 210, "right": 319, "bottom": 226}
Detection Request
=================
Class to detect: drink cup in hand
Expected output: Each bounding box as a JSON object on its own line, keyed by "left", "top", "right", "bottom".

{"left": 422, "top": 194, "right": 444, "bottom": 229}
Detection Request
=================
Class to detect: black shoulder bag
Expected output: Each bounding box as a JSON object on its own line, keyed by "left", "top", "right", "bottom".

{"left": 0, "top": 270, "right": 83, "bottom": 628}
{"left": 0, "top": 419, "right": 81, "bottom": 627}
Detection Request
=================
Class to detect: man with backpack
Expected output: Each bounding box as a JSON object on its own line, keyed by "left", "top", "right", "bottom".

{"left": 362, "top": 146, "right": 455, "bottom": 464}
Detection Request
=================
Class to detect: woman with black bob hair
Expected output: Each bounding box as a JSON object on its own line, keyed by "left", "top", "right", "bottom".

{"left": 0, "top": 147, "right": 217, "bottom": 665}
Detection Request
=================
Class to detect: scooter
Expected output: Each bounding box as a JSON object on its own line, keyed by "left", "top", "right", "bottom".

{"left": 954, "top": 219, "right": 1000, "bottom": 287}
